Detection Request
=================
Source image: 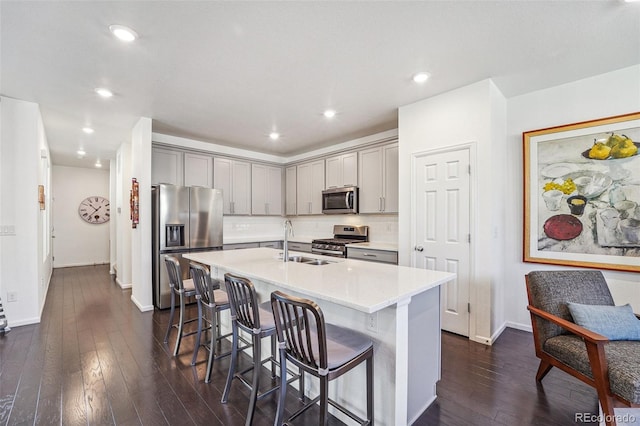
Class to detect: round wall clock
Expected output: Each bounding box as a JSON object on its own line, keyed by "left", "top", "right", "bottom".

{"left": 78, "top": 196, "right": 110, "bottom": 224}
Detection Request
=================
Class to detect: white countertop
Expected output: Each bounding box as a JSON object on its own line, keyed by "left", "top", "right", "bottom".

{"left": 185, "top": 247, "right": 454, "bottom": 313}
{"left": 346, "top": 242, "right": 398, "bottom": 251}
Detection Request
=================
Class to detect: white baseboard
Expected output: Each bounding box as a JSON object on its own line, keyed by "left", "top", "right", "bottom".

{"left": 130, "top": 294, "right": 154, "bottom": 312}
{"left": 409, "top": 395, "right": 437, "bottom": 425}
{"left": 505, "top": 321, "right": 533, "bottom": 333}
{"left": 7, "top": 316, "right": 40, "bottom": 327}
{"left": 115, "top": 277, "right": 132, "bottom": 289}
{"left": 53, "top": 261, "right": 110, "bottom": 269}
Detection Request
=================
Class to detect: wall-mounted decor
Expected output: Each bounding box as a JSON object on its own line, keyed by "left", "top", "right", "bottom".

{"left": 523, "top": 112, "right": 640, "bottom": 272}
{"left": 78, "top": 196, "right": 110, "bottom": 224}
{"left": 131, "top": 178, "right": 139, "bottom": 229}
{"left": 38, "top": 185, "right": 45, "bottom": 210}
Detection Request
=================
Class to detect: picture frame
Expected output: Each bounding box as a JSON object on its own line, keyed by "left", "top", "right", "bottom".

{"left": 131, "top": 178, "right": 139, "bottom": 229}
{"left": 523, "top": 112, "right": 640, "bottom": 273}
{"left": 38, "top": 185, "right": 45, "bottom": 210}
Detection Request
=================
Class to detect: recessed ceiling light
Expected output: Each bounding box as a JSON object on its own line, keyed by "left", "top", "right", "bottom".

{"left": 77, "top": 149, "right": 86, "bottom": 156}
{"left": 82, "top": 127, "right": 94, "bottom": 134}
{"left": 95, "top": 160, "right": 102, "bottom": 168}
{"left": 109, "top": 25, "right": 138, "bottom": 42}
{"left": 323, "top": 109, "right": 336, "bottom": 119}
{"left": 269, "top": 132, "right": 280, "bottom": 140}
{"left": 95, "top": 87, "right": 113, "bottom": 98}
{"left": 412, "top": 72, "right": 430, "bottom": 84}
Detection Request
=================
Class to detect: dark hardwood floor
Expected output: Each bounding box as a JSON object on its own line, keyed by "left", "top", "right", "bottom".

{"left": 0, "top": 265, "right": 600, "bottom": 425}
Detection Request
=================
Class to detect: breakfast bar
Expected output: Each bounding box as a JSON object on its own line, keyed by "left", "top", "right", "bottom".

{"left": 185, "top": 247, "right": 456, "bottom": 426}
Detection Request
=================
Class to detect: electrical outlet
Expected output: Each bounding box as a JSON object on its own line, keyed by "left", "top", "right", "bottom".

{"left": 7, "top": 292, "right": 17, "bottom": 302}
{"left": 366, "top": 312, "right": 378, "bottom": 333}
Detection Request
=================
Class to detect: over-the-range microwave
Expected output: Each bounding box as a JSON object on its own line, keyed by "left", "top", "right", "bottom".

{"left": 322, "top": 186, "right": 358, "bottom": 214}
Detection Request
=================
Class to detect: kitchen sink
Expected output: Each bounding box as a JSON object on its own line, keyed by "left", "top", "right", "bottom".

{"left": 285, "top": 255, "right": 334, "bottom": 265}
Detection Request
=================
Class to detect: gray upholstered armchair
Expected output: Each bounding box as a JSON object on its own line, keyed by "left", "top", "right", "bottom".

{"left": 525, "top": 270, "right": 640, "bottom": 426}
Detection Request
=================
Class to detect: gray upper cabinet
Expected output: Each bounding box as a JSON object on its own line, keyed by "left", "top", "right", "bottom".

{"left": 296, "top": 160, "right": 324, "bottom": 215}
{"left": 152, "top": 147, "right": 183, "bottom": 185}
{"left": 251, "top": 164, "right": 283, "bottom": 216}
{"left": 213, "top": 157, "right": 251, "bottom": 215}
{"left": 285, "top": 166, "right": 297, "bottom": 215}
{"left": 184, "top": 153, "right": 213, "bottom": 187}
{"left": 325, "top": 152, "right": 357, "bottom": 189}
{"left": 358, "top": 142, "right": 398, "bottom": 213}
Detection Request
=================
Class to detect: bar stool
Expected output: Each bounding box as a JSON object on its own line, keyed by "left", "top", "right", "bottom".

{"left": 271, "top": 290, "right": 374, "bottom": 426}
{"left": 189, "top": 262, "right": 232, "bottom": 383}
{"left": 221, "top": 273, "right": 302, "bottom": 426}
{"left": 163, "top": 256, "right": 199, "bottom": 356}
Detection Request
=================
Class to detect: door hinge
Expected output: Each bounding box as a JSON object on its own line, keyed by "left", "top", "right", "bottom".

{"left": 467, "top": 234, "right": 471, "bottom": 243}
{"left": 468, "top": 303, "right": 471, "bottom": 313}
{"left": 468, "top": 164, "right": 471, "bottom": 174}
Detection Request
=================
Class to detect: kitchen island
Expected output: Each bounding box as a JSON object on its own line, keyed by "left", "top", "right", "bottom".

{"left": 185, "top": 247, "right": 456, "bottom": 425}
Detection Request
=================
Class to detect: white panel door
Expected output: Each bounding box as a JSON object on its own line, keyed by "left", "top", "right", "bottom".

{"left": 325, "top": 156, "right": 342, "bottom": 189}
{"left": 413, "top": 148, "right": 471, "bottom": 336}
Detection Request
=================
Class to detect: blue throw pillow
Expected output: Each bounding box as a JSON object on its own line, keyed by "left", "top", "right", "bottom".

{"left": 567, "top": 302, "right": 640, "bottom": 341}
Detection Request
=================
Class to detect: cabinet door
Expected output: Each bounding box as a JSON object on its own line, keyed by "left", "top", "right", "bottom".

{"left": 382, "top": 143, "right": 399, "bottom": 213}
{"left": 325, "top": 153, "right": 357, "bottom": 188}
{"left": 310, "top": 160, "right": 325, "bottom": 214}
{"left": 251, "top": 164, "right": 267, "bottom": 215}
{"left": 184, "top": 153, "right": 213, "bottom": 187}
{"left": 296, "top": 163, "right": 312, "bottom": 215}
{"left": 213, "top": 157, "right": 232, "bottom": 214}
{"left": 231, "top": 160, "right": 251, "bottom": 215}
{"left": 342, "top": 152, "right": 358, "bottom": 187}
{"left": 325, "top": 156, "right": 342, "bottom": 189}
{"left": 252, "top": 164, "right": 282, "bottom": 215}
{"left": 285, "top": 166, "right": 297, "bottom": 215}
{"left": 152, "top": 148, "right": 183, "bottom": 185}
{"left": 266, "top": 166, "right": 283, "bottom": 215}
{"left": 358, "top": 147, "right": 383, "bottom": 213}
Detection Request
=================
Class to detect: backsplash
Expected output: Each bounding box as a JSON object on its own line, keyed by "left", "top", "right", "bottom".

{"left": 223, "top": 214, "right": 398, "bottom": 243}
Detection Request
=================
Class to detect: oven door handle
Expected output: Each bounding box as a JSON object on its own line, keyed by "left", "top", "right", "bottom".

{"left": 311, "top": 248, "right": 344, "bottom": 257}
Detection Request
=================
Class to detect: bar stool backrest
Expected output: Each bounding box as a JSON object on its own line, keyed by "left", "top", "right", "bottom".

{"left": 164, "top": 256, "right": 185, "bottom": 292}
{"left": 224, "top": 273, "right": 262, "bottom": 332}
{"left": 271, "top": 290, "right": 327, "bottom": 373}
{"left": 190, "top": 263, "right": 216, "bottom": 306}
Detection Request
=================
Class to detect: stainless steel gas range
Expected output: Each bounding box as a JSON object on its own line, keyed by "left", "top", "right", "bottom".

{"left": 311, "top": 225, "right": 369, "bottom": 258}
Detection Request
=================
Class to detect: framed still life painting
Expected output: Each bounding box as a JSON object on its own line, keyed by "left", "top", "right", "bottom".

{"left": 523, "top": 112, "right": 640, "bottom": 273}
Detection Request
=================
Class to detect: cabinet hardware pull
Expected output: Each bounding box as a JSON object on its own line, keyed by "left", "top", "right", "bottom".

{"left": 363, "top": 253, "right": 376, "bottom": 257}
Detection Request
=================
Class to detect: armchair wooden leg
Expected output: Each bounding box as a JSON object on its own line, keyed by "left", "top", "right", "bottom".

{"left": 585, "top": 342, "right": 617, "bottom": 426}
{"left": 535, "top": 360, "right": 553, "bottom": 382}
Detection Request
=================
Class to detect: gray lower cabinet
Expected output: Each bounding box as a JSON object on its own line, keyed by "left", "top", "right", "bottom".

{"left": 223, "top": 242, "right": 260, "bottom": 250}
{"left": 286, "top": 242, "right": 312, "bottom": 253}
{"left": 259, "top": 241, "right": 283, "bottom": 249}
{"left": 347, "top": 247, "right": 398, "bottom": 264}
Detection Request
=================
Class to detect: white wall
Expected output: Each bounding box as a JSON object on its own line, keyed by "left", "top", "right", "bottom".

{"left": 115, "top": 142, "right": 133, "bottom": 288}
{"left": 52, "top": 165, "right": 110, "bottom": 267}
{"left": 0, "top": 97, "right": 52, "bottom": 326}
{"left": 130, "top": 117, "right": 153, "bottom": 311}
{"left": 398, "top": 79, "right": 508, "bottom": 344}
{"left": 503, "top": 65, "right": 640, "bottom": 330}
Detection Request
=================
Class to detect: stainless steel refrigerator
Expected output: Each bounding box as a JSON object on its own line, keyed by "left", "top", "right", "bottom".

{"left": 152, "top": 184, "right": 223, "bottom": 309}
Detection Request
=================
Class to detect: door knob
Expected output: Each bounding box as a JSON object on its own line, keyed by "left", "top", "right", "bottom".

{"left": 414, "top": 246, "right": 424, "bottom": 252}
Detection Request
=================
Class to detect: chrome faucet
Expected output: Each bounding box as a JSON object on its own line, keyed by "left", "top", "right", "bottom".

{"left": 283, "top": 219, "right": 294, "bottom": 262}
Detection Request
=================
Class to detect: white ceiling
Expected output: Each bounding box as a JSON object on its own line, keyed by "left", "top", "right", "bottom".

{"left": 2, "top": 1, "right": 639, "bottom": 169}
